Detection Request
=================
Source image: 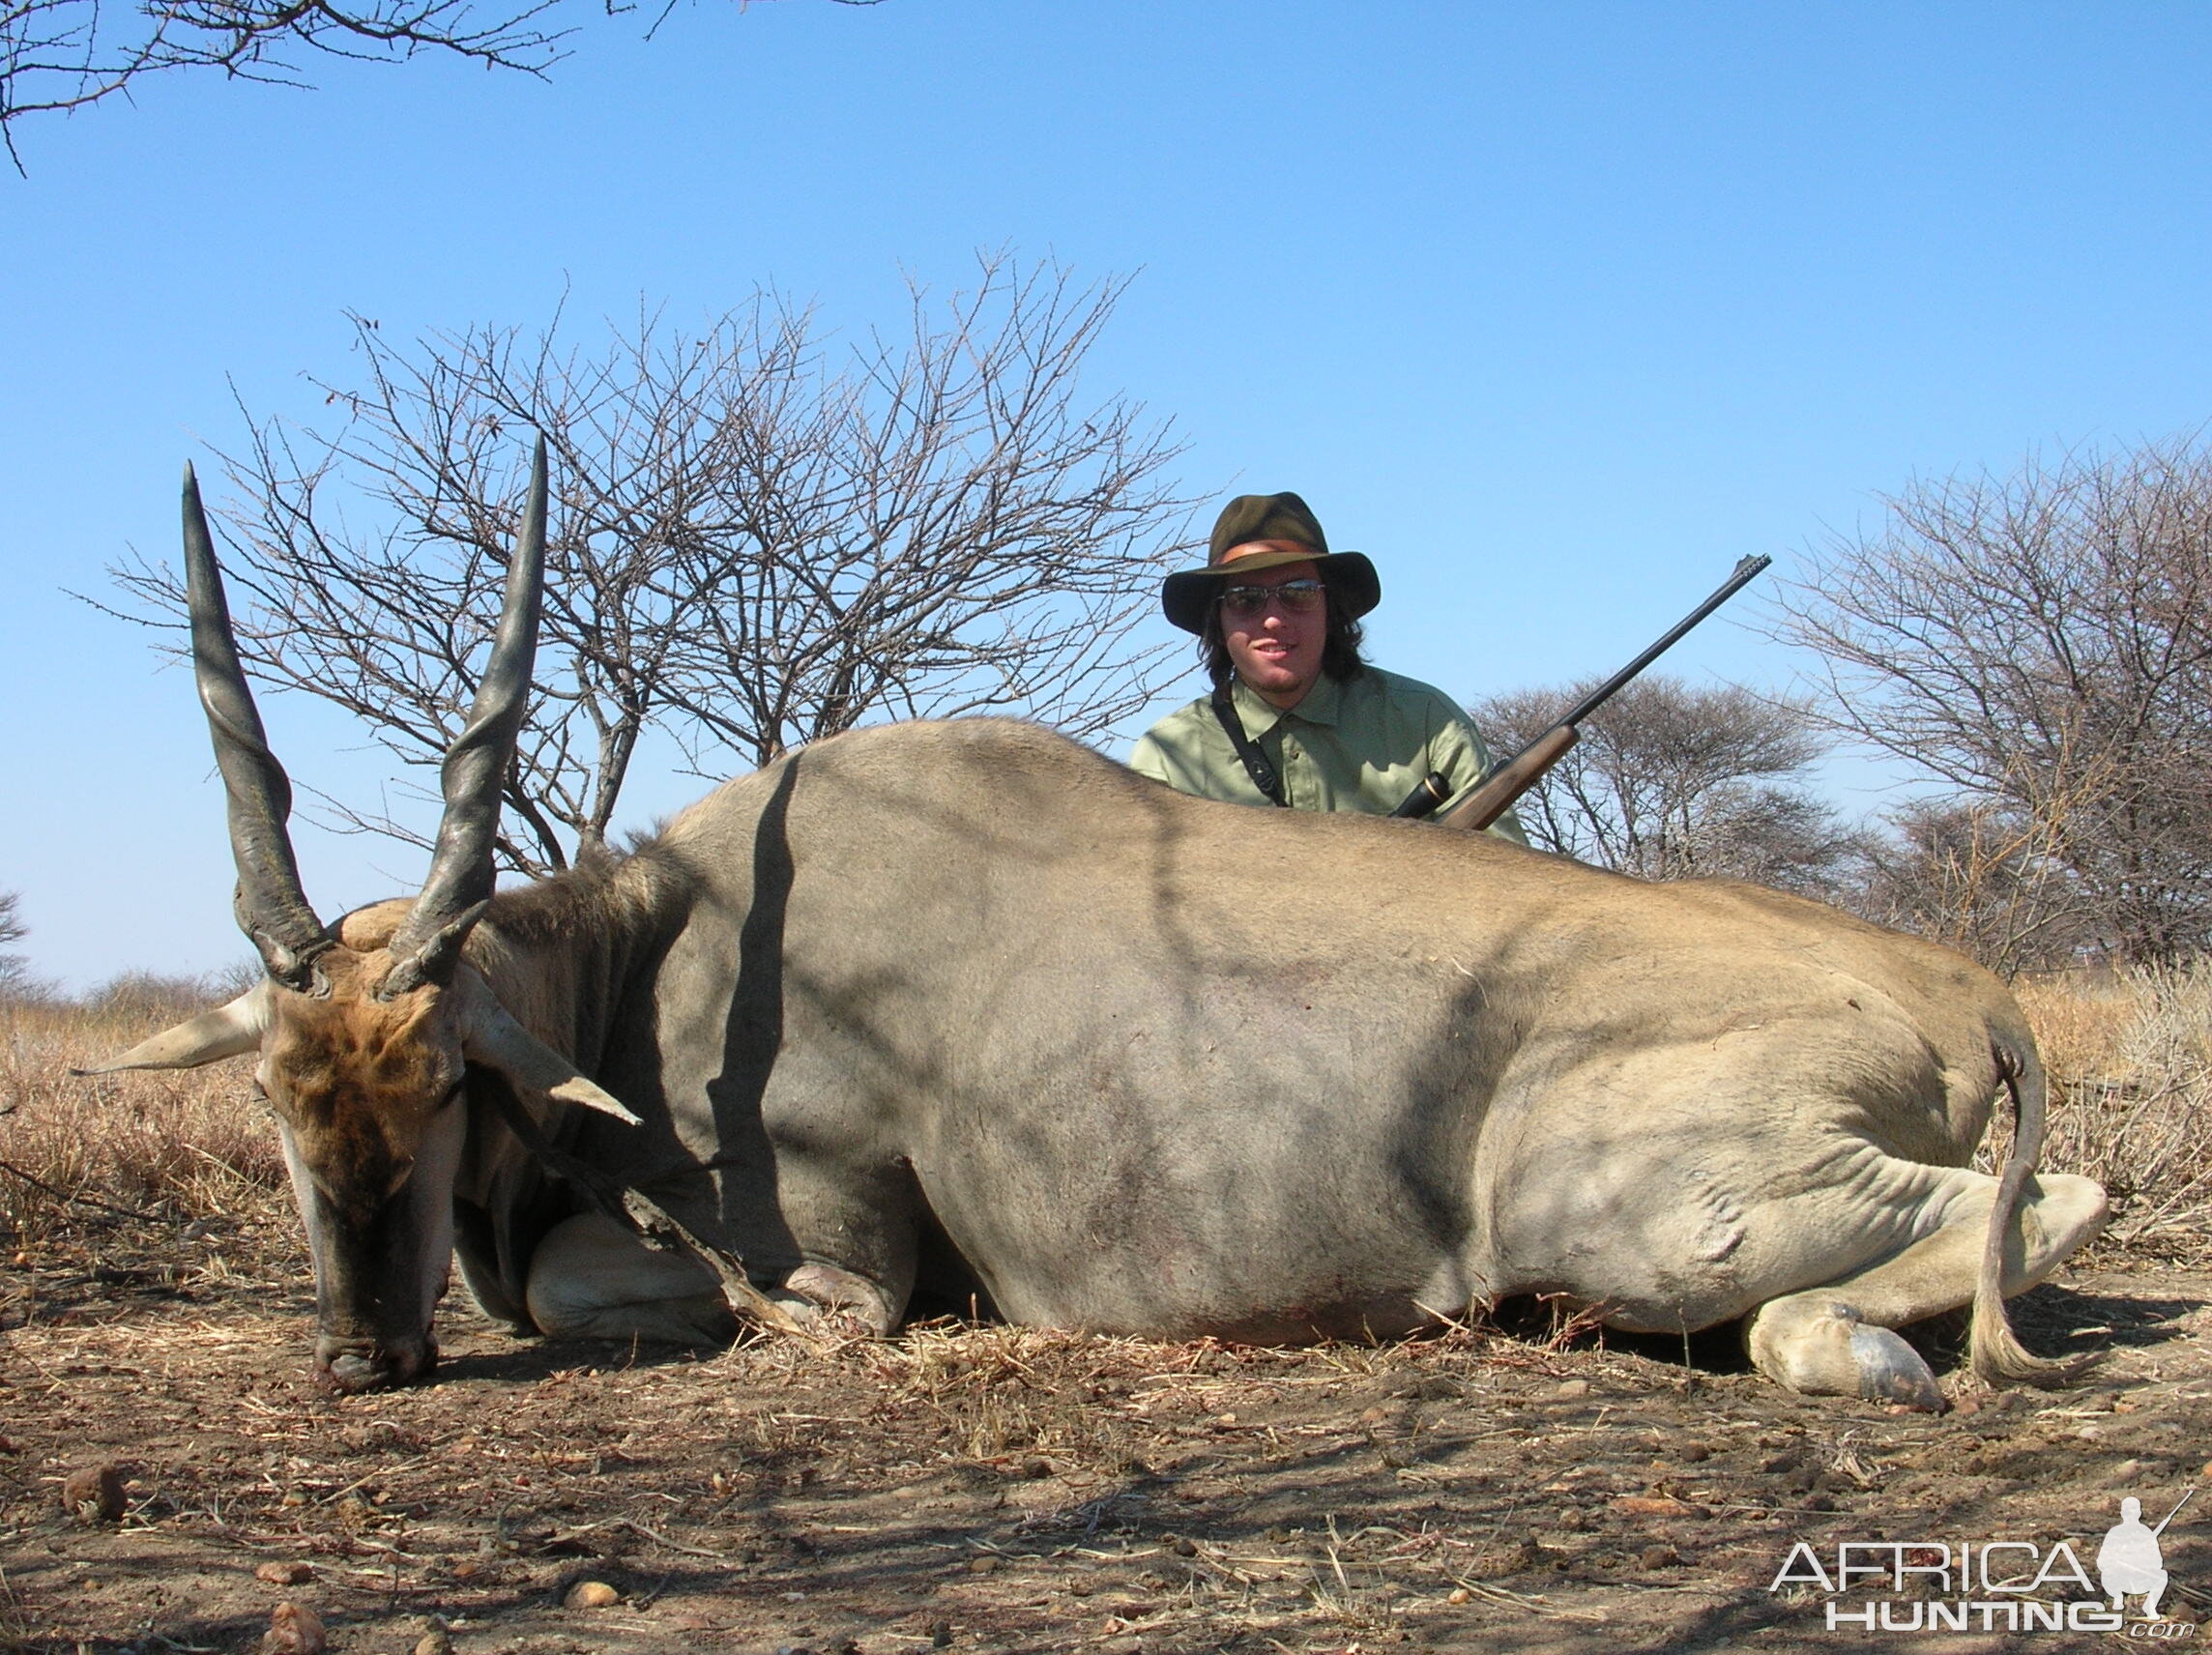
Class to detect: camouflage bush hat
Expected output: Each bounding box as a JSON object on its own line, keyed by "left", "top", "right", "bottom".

{"left": 1160, "top": 491, "right": 1382, "bottom": 633}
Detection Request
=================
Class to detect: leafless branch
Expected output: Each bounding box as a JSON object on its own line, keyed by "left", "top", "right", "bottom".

{"left": 0, "top": 0, "right": 884, "bottom": 170}
{"left": 107, "top": 254, "right": 1198, "bottom": 876}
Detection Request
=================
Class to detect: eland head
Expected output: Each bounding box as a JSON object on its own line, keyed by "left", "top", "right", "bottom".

{"left": 81, "top": 443, "right": 637, "bottom": 1393}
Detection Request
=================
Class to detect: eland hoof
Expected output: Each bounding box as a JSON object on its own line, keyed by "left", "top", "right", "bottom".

{"left": 1848, "top": 1323, "right": 1943, "bottom": 1410}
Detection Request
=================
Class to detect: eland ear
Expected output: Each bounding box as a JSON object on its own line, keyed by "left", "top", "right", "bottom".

{"left": 458, "top": 986, "right": 641, "bottom": 1125}
{"left": 72, "top": 986, "right": 270, "bottom": 1075}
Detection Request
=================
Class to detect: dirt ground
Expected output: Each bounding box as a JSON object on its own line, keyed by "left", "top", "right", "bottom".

{"left": 2, "top": 1219, "right": 2207, "bottom": 1655}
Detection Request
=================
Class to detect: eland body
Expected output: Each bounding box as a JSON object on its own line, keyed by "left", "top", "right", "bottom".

{"left": 99, "top": 450, "right": 2108, "bottom": 1406}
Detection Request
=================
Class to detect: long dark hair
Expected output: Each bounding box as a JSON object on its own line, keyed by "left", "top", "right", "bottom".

{"left": 1200, "top": 577, "right": 1368, "bottom": 691}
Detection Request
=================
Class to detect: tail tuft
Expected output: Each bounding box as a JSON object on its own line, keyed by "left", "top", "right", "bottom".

{"left": 1965, "top": 1035, "right": 2092, "bottom": 1390}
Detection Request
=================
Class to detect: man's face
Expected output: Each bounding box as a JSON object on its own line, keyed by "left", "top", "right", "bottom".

{"left": 1220, "top": 553, "right": 1326, "bottom": 710}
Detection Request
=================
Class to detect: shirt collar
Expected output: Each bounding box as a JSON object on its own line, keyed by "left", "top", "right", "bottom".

{"left": 1232, "top": 670, "right": 1345, "bottom": 733}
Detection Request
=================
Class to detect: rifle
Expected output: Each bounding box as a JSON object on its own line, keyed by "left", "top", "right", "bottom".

{"left": 1392, "top": 554, "right": 1773, "bottom": 830}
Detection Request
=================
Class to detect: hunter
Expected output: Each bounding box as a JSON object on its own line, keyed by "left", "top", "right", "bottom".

{"left": 1130, "top": 490, "right": 1527, "bottom": 840}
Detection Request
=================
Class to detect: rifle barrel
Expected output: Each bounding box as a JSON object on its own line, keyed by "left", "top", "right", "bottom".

{"left": 1395, "top": 552, "right": 1775, "bottom": 825}
{"left": 1553, "top": 553, "right": 1772, "bottom": 731}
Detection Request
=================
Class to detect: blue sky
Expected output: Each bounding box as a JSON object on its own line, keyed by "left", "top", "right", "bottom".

{"left": 7, "top": 2, "right": 2212, "bottom": 986}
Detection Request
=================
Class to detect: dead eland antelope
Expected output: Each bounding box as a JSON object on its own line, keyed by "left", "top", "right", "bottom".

{"left": 89, "top": 446, "right": 2108, "bottom": 1405}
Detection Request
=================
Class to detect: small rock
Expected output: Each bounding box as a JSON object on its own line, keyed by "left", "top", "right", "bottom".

{"left": 414, "top": 1632, "right": 453, "bottom": 1655}
{"left": 259, "top": 1603, "right": 327, "bottom": 1655}
{"left": 2110, "top": 1458, "right": 2144, "bottom": 1484}
{"left": 565, "top": 1580, "right": 620, "bottom": 1610}
{"left": 1678, "top": 1440, "right": 1710, "bottom": 1463}
{"left": 1551, "top": 1379, "right": 1591, "bottom": 1400}
{"left": 61, "top": 1465, "right": 127, "bottom": 1524}
{"left": 254, "top": 1561, "right": 314, "bottom": 1586}
{"left": 1611, "top": 1495, "right": 1703, "bottom": 1518}
{"left": 1446, "top": 1585, "right": 1472, "bottom": 1604}
{"left": 1488, "top": 1538, "right": 1557, "bottom": 1576}
{"left": 965, "top": 1554, "right": 1000, "bottom": 1575}
{"left": 2077, "top": 1424, "right": 2105, "bottom": 1441}
{"left": 1640, "top": 1544, "right": 1680, "bottom": 1569}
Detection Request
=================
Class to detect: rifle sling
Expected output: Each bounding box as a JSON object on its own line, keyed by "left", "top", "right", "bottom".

{"left": 1210, "top": 684, "right": 1289, "bottom": 807}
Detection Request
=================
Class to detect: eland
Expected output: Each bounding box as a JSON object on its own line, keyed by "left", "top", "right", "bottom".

{"left": 90, "top": 445, "right": 2109, "bottom": 1407}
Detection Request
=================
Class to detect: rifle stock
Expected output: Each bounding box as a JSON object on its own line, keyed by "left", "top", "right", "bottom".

{"left": 1438, "top": 724, "right": 1578, "bottom": 831}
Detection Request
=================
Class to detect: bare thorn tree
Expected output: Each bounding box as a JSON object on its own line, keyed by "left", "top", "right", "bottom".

{"left": 104, "top": 255, "right": 1197, "bottom": 877}
{"left": 1852, "top": 786, "right": 2095, "bottom": 975}
{"left": 1470, "top": 675, "right": 1862, "bottom": 896}
{"left": 1770, "top": 435, "right": 2212, "bottom": 964}
{"left": 0, "top": 888, "right": 28, "bottom": 992}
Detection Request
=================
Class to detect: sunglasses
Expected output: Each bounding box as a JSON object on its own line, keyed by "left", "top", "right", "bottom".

{"left": 1219, "top": 579, "right": 1325, "bottom": 620}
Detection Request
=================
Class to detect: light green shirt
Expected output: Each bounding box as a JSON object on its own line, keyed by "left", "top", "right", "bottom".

{"left": 1128, "top": 667, "right": 1528, "bottom": 843}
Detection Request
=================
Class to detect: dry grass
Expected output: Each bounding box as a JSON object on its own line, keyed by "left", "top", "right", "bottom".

{"left": 2018, "top": 961, "right": 2212, "bottom": 1256}
{"left": 0, "top": 984, "right": 287, "bottom": 1250}
{"left": 867, "top": 1321, "right": 1156, "bottom": 1467}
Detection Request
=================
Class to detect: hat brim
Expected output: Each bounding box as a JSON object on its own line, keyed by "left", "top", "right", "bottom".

{"left": 1161, "top": 550, "right": 1380, "bottom": 634}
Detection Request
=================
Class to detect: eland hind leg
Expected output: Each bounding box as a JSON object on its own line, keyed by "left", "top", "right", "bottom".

{"left": 1487, "top": 1133, "right": 2105, "bottom": 1409}
{"left": 1743, "top": 1165, "right": 2106, "bottom": 1408}
{"left": 1483, "top": 1023, "right": 2104, "bottom": 1409}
